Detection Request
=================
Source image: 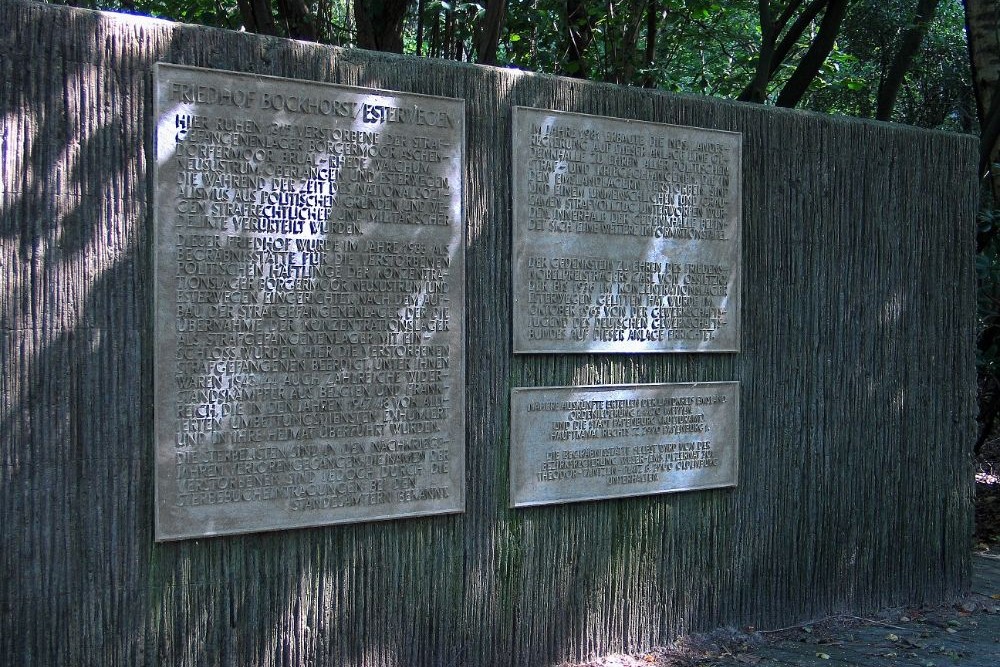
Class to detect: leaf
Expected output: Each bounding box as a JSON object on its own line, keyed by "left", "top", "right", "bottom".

{"left": 509, "top": 33, "right": 521, "bottom": 43}
{"left": 816, "top": 653, "right": 830, "bottom": 660}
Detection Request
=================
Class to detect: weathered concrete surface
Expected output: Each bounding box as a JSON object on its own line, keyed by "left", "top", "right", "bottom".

{"left": 1, "top": 1, "right": 977, "bottom": 665}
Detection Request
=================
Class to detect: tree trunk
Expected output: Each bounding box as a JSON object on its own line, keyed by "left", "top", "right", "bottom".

{"left": 430, "top": 3, "right": 440, "bottom": 57}
{"left": 476, "top": 0, "right": 507, "bottom": 65}
{"left": 443, "top": 3, "right": 454, "bottom": 59}
{"left": 739, "top": 0, "right": 779, "bottom": 103}
{"left": 416, "top": 0, "right": 426, "bottom": 56}
{"left": 775, "top": 0, "right": 850, "bottom": 108}
{"left": 566, "top": 0, "right": 593, "bottom": 78}
{"left": 641, "top": 0, "right": 659, "bottom": 88}
{"left": 237, "top": 0, "right": 279, "bottom": 35}
{"left": 610, "top": 0, "right": 649, "bottom": 84}
{"left": 769, "top": 0, "right": 826, "bottom": 78}
{"left": 276, "top": 0, "right": 317, "bottom": 41}
{"left": 739, "top": 0, "right": 829, "bottom": 103}
{"left": 875, "top": 0, "right": 940, "bottom": 121}
{"left": 354, "top": 0, "right": 411, "bottom": 53}
{"left": 965, "top": 0, "right": 1000, "bottom": 450}
{"left": 966, "top": 0, "right": 1000, "bottom": 205}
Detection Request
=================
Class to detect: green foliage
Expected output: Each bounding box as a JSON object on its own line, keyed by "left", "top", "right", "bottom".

{"left": 98, "top": 0, "right": 242, "bottom": 30}
{"left": 491, "top": 0, "right": 762, "bottom": 91}
{"left": 978, "top": 207, "right": 1000, "bottom": 377}
{"left": 645, "top": 1, "right": 760, "bottom": 95}
{"left": 66, "top": 0, "right": 973, "bottom": 132}
{"left": 802, "top": 0, "right": 973, "bottom": 131}
{"left": 51, "top": 0, "right": 993, "bottom": 449}
{"left": 899, "top": 0, "right": 974, "bottom": 130}
{"left": 977, "top": 203, "right": 1000, "bottom": 453}
{"left": 83, "top": 0, "right": 353, "bottom": 44}
{"left": 498, "top": 0, "right": 565, "bottom": 73}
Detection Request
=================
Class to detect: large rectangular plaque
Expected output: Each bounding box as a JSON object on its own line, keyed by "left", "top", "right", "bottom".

{"left": 512, "top": 107, "right": 741, "bottom": 353}
{"left": 153, "top": 64, "right": 465, "bottom": 540}
{"left": 510, "top": 383, "right": 739, "bottom": 507}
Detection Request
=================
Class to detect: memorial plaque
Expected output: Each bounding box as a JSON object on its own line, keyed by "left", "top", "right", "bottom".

{"left": 512, "top": 107, "right": 741, "bottom": 353}
{"left": 153, "top": 64, "right": 465, "bottom": 540}
{"left": 510, "top": 383, "right": 738, "bottom": 507}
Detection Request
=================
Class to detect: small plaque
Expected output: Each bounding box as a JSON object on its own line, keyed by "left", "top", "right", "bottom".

{"left": 512, "top": 107, "right": 741, "bottom": 353}
{"left": 153, "top": 64, "right": 465, "bottom": 540}
{"left": 510, "top": 383, "right": 739, "bottom": 507}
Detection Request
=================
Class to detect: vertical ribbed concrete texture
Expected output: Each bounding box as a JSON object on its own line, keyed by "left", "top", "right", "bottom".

{"left": 0, "top": 2, "right": 977, "bottom": 665}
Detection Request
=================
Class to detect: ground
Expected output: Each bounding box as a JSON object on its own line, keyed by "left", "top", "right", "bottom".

{"left": 558, "top": 444, "right": 1000, "bottom": 667}
{"left": 560, "top": 565, "right": 1000, "bottom": 667}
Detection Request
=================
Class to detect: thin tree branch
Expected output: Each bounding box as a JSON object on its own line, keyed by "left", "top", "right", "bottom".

{"left": 875, "top": 0, "right": 941, "bottom": 120}
{"left": 770, "top": 0, "right": 829, "bottom": 78}
{"left": 775, "top": 0, "right": 850, "bottom": 108}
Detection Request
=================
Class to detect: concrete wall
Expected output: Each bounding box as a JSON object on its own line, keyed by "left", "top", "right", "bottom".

{"left": 0, "top": 1, "right": 977, "bottom": 665}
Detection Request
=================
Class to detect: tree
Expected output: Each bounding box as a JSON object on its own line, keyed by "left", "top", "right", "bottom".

{"left": 476, "top": 0, "right": 508, "bottom": 64}
{"left": 967, "top": 0, "right": 1000, "bottom": 209}
{"left": 355, "top": 0, "right": 411, "bottom": 52}
{"left": 565, "top": 0, "right": 596, "bottom": 77}
{"left": 738, "top": 0, "right": 830, "bottom": 103}
{"left": 45, "top": 0, "right": 989, "bottom": 452}
{"left": 965, "top": 0, "right": 1000, "bottom": 451}
{"left": 237, "top": 0, "right": 279, "bottom": 36}
{"left": 47, "top": 0, "right": 972, "bottom": 124}
{"left": 774, "top": 0, "right": 851, "bottom": 106}
{"left": 874, "top": 0, "right": 941, "bottom": 120}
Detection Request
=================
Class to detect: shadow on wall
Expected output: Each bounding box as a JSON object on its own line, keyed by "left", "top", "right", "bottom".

{"left": 0, "top": 3, "right": 976, "bottom": 666}
{"left": 0, "top": 9, "right": 737, "bottom": 662}
{"left": 0, "top": 5, "right": 152, "bottom": 664}
{"left": 0, "top": 7, "right": 467, "bottom": 666}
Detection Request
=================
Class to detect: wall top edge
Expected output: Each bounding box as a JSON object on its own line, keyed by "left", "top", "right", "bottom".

{"left": 2, "top": 0, "right": 981, "bottom": 151}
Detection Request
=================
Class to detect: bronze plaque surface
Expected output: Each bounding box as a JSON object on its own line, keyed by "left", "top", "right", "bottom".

{"left": 510, "top": 383, "right": 739, "bottom": 507}
{"left": 512, "top": 107, "right": 741, "bottom": 353}
{"left": 153, "top": 64, "right": 464, "bottom": 540}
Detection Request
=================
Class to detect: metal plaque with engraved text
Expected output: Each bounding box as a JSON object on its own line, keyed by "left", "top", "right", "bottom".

{"left": 512, "top": 107, "right": 741, "bottom": 353}
{"left": 510, "top": 383, "right": 739, "bottom": 507}
{"left": 153, "top": 63, "right": 465, "bottom": 540}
